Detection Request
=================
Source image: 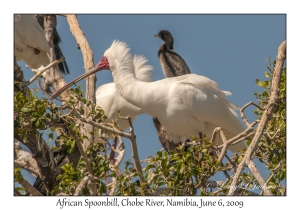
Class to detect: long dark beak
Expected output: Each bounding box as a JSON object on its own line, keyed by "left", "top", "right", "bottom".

{"left": 50, "top": 65, "right": 100, "bottom": 100}
{"left": 154, "top": 34, "right": 159, "bottom": 38}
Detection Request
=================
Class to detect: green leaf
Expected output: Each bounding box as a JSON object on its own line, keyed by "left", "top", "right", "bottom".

{"left": 161, "top": 159, "right": 167, "bottom": 168}
{"left": 35, "top": 119, "right": 40, "bottom": 127}
{"left": 265, "top": 71, "right": 270, "bottom": 78}
{"left": 256, "top": 80, "right": 269, "bottom": 88}
{"left": 157, "top": 182, "right": 165, "bottom": 187}
{"left": 30, "top": 117, "right": 37, "bottom": 122}
{"left": 144, "top": 164, "right": 156, "bottom": 172}
{"left": 15, "top": 187, "right": 25, "bottom": 191}
{"left": 21, "top": 107, "right": 32, "bottom": 113}
{"left": 99, "top": 182, "right": 107, "bottom": 194}
{"left": 156, "top": 151, "right": 162, "bottom": 158}
{"left": 48, "top": 133, "right": 54, "bottom": 141}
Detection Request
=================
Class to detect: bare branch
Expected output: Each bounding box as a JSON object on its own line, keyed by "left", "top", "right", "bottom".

{"left": 23, "top": 58, "right": 65, "bottom": 87}
{"left": 248, "top": 160, "right": 272, "bottom": 195}
{"left": 65, "top": 14, "right": 96, "bottom": 150}
{"left": 240, "top": 101, "right": 263, "bottom": 127}
{"left": 72, "top": 110, "right": 132, "bottom": 139}
{"left": 56, "top": 193, "right": 70, "bottom": 196}
{"left": 74, "top": 174, "right": 94, "bottom": 196}
{"left": 16, "top": 176, "right": 42, "bottom": 196}
{"left": 14, "top": 139, "right": 39, "bottom": 178}
{"left": 123, "top": 116, "right": 146, "bottom": 184}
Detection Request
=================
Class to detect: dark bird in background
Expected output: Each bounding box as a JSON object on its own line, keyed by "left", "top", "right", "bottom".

{"left": 155, "top": 30, "right": 191, "bottom": 77}
{"left": 153, "top": 30, "right": 191, "bottom": 152}
{"left": 35, "top": 14, "right": 70, "bottom": 75}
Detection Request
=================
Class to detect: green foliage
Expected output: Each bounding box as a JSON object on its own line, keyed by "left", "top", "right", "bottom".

{"left": 52, "top": 143, "right": 110, "bottom": 195}
{"left": 143, "top": 139, "right": 230, "bottom": 196}
{"left": 14, "top": 168, "right": 23, "bottom": 182}
{"left": 253, "top": 59, "right": 286, "bottom": 195}
{"left": 111, "top": 161, "right": 147, "bottom": 196}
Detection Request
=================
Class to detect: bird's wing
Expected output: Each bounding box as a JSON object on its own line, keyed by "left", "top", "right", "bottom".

{"left": 96, "top": 83, "right": 142, "bottom": 122}
{"left": 133, "top": 55, "right": 153, "bottom": 82}
{"left": 14, "top": 15, "right": 50, "bottom": 54}
{"left": 96, "top": 83, "right": 117, "bottom": 120}
{"left": 170, "top": 74, "right": 243, "bottom": 135}
{"left": 179, "top": 75, "right": 239, "bottom": 110}
{"left": 159, "top": 49, "right": 191, "bottom": 77}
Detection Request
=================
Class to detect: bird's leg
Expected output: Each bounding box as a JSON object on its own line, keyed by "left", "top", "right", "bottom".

{"left": 199, "top": 132, "right": 203, "bottom": 141}
{"left": 109, "top": 136, "right": 118, "bottom": 165}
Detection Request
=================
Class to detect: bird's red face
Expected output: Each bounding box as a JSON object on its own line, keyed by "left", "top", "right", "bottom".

{"left": 96, "top": 56, "right": 110, "bottom": 71}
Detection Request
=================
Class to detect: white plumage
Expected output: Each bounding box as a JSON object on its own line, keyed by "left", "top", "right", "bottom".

{"left": 14, "top": 14, "right": 50, "bottom": 69}
{"left": 51, "top": 40, "right": 246, "bottom": 153}
{"left": 94, "top": 55, "right": 153, "bottom": 142}
{"left": 98, "top": 41, "right": 246, "bottom": 152}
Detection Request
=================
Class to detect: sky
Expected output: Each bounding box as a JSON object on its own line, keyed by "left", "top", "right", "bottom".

{"left": 15, "top": 14, "right": 286, "bottom": 191}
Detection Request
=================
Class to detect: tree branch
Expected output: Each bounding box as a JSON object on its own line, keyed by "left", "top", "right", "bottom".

{"left": 74, "top": 173, "right": 97, "bottom": 196}
{"left": 65, "top": 14, "right": 96, "bottom": 151}
{"left": 240, "top": 101, "right": 263, "bottom": 127}
{"left": 22, "top": 58, "right": 65, "bottom": 87}
{"left": 71, "top": 110, "right": 132, "bottom": 139}
{"left": 120, "top": 116, "right": 146, "bottom": 184}
{"left": 16, "top": 176, "right": 42, "bottom": 196}
{"left": 14, "top": 139, "right": 39, "bottom": 178}
{"left": 228, "top": 40, "right": 286, "bottom": 196}
{"left": 68, "top": 129, "right": 93, "bottom": 175}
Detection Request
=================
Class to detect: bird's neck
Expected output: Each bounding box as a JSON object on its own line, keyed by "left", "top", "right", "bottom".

{"left": 112, "top": 64, "right": 152, "bottom": 110}
{"left": 164, "top": 42, "right": 173, "bottom": 50}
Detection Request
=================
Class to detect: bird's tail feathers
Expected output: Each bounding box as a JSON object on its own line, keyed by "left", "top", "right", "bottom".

{"left": 228, "top": 107, "right": 238, "bottom": 118}
{"left": 223, "top": 90, "right": 232, "bottom": 96}
{"left": 221, "top": 90, "right": 240, "bottom": 111}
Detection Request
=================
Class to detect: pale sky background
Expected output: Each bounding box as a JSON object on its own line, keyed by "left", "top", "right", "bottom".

{"left": 16, "top": 14, "right": 286, "bottom": 192}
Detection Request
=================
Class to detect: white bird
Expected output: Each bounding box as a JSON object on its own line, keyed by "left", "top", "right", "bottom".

{"left": 52, "top": 41, "right": 246, "bottom": 153}
{"left": 14, "top": 14, "right": 50, "bottom": 69}
{"left": 94, "top": 55, "right": 153, "bottom": 142}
